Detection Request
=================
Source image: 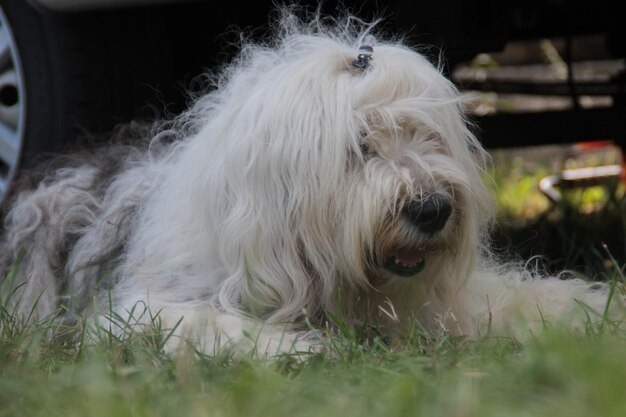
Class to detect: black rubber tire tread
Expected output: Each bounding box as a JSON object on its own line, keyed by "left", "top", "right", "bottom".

{"left": 0, "top": 0, "right": 178, "bottom": 167}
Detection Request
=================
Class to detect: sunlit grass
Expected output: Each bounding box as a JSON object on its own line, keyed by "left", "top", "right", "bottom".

{"left": 490, "top": 158, "right": 553, "bottom": 221}
{"left": 489, "top": 144, "right": 626, "bottom": 276}
{"left": 490, "top": 145, "right": 623, "bottom": 223}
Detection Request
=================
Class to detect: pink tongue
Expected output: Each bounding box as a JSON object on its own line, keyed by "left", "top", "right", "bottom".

{"left": 394, "top": 249, "right": 422, "bottom": 265}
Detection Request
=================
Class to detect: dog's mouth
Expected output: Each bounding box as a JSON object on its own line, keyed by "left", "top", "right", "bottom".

{"left": 383, "top": 245, "right": 438, "bottom": 277}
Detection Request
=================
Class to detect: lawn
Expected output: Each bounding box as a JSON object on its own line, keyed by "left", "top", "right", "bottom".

{"left": 1, "top": 147, "right": 626, "bottom": 417}
{"left": 1, "top": 314, "right": 625, "bottom": 417}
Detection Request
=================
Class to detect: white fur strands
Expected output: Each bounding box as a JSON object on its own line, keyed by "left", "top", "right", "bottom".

{"left": 0, "top": 11, "right": 621, "bottom": 356}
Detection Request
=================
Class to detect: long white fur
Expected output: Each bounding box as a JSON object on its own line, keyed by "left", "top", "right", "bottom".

{"left": 0, "top": 12, "right": 619, "bottom": 355}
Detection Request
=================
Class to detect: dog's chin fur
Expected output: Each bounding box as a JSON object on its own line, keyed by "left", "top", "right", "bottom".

{"left": 0, "top": 11, "right": 621, "bottom": 356}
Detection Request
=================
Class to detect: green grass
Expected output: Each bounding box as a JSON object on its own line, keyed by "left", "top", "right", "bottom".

{"left": 1, "top": 310, "right": 626, "bottom": 417}
{"left": 489, "top": 145, "right": 626, "bottom": 277}
{"left": 2, "top": 146, "right": 626, "bottom": 416}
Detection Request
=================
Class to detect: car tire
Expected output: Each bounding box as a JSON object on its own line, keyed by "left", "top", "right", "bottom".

{"left": 0, "top": 0, "right": 158, "bottom": 203}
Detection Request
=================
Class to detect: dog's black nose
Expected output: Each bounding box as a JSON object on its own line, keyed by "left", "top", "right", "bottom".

{"left": 404, "top": 196, "right": 452, "bottom": 234}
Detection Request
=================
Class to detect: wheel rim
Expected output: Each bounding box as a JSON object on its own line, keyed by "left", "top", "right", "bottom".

{"left": 0, "top": 5, "right": 26, "bottom": 203}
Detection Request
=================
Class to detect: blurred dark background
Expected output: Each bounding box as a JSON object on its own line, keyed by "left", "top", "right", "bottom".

{"left": 6, "top": 0, "right": 625, "bottom": 151}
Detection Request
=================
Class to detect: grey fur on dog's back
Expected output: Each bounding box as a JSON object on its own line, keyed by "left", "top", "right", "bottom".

{"left": 0, "top": 124, "right": 160, "bottom": 315}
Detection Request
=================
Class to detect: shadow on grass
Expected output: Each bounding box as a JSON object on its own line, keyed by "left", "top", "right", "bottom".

{"left": 492, "top": 188, "right": 626, "bottom": 279}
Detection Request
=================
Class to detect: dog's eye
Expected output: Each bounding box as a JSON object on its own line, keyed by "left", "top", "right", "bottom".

{"left": 358, "top": 131, "right": 369, "bottom": 155}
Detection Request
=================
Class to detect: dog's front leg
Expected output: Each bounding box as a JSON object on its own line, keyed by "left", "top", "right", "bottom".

{"left": 113, "top": 303, "right": 319, "bottom": 358}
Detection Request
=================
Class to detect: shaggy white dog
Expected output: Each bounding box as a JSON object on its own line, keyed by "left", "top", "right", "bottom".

{"left": 0, "top": 13, "right": 618, "bottom": 355}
